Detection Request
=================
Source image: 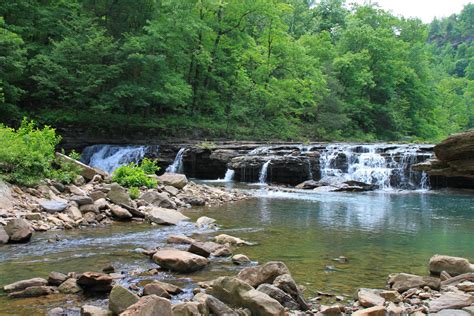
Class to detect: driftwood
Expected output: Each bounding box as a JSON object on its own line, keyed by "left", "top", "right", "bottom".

{"left": 441, "top": 273, "right": 474, "bottom": 286}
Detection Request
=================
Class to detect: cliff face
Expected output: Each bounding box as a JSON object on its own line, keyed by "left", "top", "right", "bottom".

{"left": 414, "top": 129, "right": 474, "bottom": 188}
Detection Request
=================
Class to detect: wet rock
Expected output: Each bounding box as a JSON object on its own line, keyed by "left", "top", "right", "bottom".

{"left": 81, "top": 305, "right": 109, "bottom": 316}
{"left": 196, "top": 216, "right": 216, "bottom": 228}
{"left": 207, "top": 276, "right": 284, "bottom": 316}
{"left": 357, "top": 288, "right": 385, "bottom": 307}
{"left": 77, "top": 272, "right": 113, "bottom": 293}
{"left": 4, "top": 219, "right": 32, "bottom": 242}
{"left": 429, "top": 291, "right": 474, "bottom": 313}
{"left": 8, "top": 285, "right": 57, "bottom": 298}
{"left": 172, "top": 302, "right": 206, "bottom": 316}
{"left": 3, "top": 277, "right": 48, "bottom": 293}
{"left": 70, "top": 195, "right": 94, "bottom": 206}
{"left": 430, "top": 255, "right": 474, "bottom": 276}
{"left": 48, "top": 271, "right": 67, "bottom": 286}
{"left": 56, "top": 152, "right": 108, "bottom": 180}
{"left": 143, "top": 283, "right": 171, "bottom": 298}
{"left": 232, "top": 254, "right": 251, "bottom": 265}
{"left": 157, "top": 173, "right": 188, "bottom": 189}
{"left": 351, "top": 306, "right": 385, "bottom": 316}
{"left": 58, "top": 278, "right": 82, "bottom": 294}
{"left": 39, "top": 200, "right": 68, "bottom": 213}
{"left": 0, "top": 226, "right": 9, "bottom": 244}
{"left": 166, "top": 234, "right": 195, "bottom": 245}
{"left": 188, "top": 241, "right": 230, "bottom": 258}
{"left": 273, "top": 274, "right": 309, "bottom": 310}
{"left": 257, "top": 284, "right": 300, "bottom": 310}
{"left": 194, "top": 293, "right": 236, "bottom": 316}
{"left": 388, "top": 273, "right": 441, "bottom": 292}
{"left": 140, "top": 191, "right": 176, "bottom": 209}
{"left": 109, "top": 204, "right": 133, "bottom": 220}
{"left": 152, "top": 249, "right": 209, "bottom": 273}
{"left": 214, "top": 234, "right": 251, "bottom": 246}
{"left": 146, "top": 207, "right": 189, "bottom": 225}
{"left": 107, "top": 183, "right": 132, "bottom": 206}
{"left": 237, "top": 261, "right": 291, "bottom": 288}
{"left": 121, "top": 295, "right": 172, "bottom": 316}
{"left": 109, "top": 284, "right": 140, "bottom": 315}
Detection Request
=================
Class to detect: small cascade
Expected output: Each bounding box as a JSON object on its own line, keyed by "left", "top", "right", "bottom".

{"left": 81, "top": 145, "right": 149, "bottom": 173}
{"left": 224, "top": 169, "right": 235, "bottom": 181}
{"left": 249, "top": 146, "right": 271, "bottom": 155}
{"left": 259, "top": 161, "right": 271, "bottom": 184}
{"left": 166, "top": 148, "right": 185, "bottom": 173}
{"left": 319, "top": 144, "right": 432, "bottom": 189}
{"left": 306, "top": 159, "right": 313, "bottom": 180}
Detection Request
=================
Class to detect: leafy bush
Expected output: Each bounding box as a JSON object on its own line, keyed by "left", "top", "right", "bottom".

{"left": 198, "top": 140, "right": 217, "bottom": 150}
{"left": 139, "top": 158, "right": 159, "bottom": 174}
{"left": 50, "top": 150, "right": 82, "bottom": 184}
{"left": 129, "top": 187, "right": 140, "bottom": 200}
{"left": 0, "top": 119, "right": 61, "bottom": 186}
{"left": 112, "top": 162, "right": 157, "bottom": 188}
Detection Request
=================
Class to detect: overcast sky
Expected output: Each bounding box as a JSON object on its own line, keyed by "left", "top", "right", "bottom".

{"left": 350, "top": 0, "right": 472, "bottom": 22}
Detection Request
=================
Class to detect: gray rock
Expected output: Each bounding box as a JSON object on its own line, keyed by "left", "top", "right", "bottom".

{"left": 430, "top": 255, "right": 474, "bottom": 276}
{"left": 188, "top": 241, "right": 229, "bottom": 258}
{"left": 157, "top": 173, "right": 188, "bottom": 189}
{"left": 273, "top": 273, "right": 309, "bottom": 310}
{"left": 48, "top": 271, "right": 67, "bottom": 286}
{"left": 257, "top": 284, "right": 300, "bottom": 310}
{"left": 357, "top": 288, "right": 385, "bottom": 307}
{"left": 107, "top": 183, "right": 132, "bottom": 206}
{"left": 3, "top": 277, "right": 48, "bottom": 292}
{"left": 434, "top": 310, "right": 471, "bottom": 316}
{"left": 121, "top": 295, "right": 172, "bottom": 316}
{"left": 25, "top": 213, "right": 42, "bottom": 220}
{"left": 429, "top": 291, "right": 474, "bottom": 313}
{"left": 108, "top": 285, "right": 140, "bottom": 315}
{"left": 90, "top": 190, "right": 107, "bottom": 201}
{"left": 196, "top": 216, "right": 216, "bottom": 228}
{"left": 166, "top": 234, "right": 195, "bottom": 245}
{"left": 66, "top": 205, "right": 83, "bottom": 220}
{"left": 0, "top": 226, "right": 9, "bottom": 244}
{"left": 145, "top": 281, "right": 182, "bottom": 295}
{"left": 237, "top": 261, "right": 290, "bottom": 288}
{"left": 70, "top": 195, "right": 94, "bottom": 205}
{"left": 140, "top": 191, "right": 176, "bottom": 209}
{"left": 172, "top": 302, "right": 206, "bottom": 316}
{"left": 4, "top": 219, "right": 32, "bottom": 243}
{"left": 81, "top": 305, "right": 109, "bottom": 316}
{"left": 146, "top": 207, "right": 189, "bottom": 225}
{"left": 80, "top": 203, "right": 99, "bottom": 214}
{"left": 388, "top": 273, "right": 441, "bottom": 292}
{"left": 39, "top": 200, "right": 68, "bottom": 213}
{"left": 109, "top": 205, "right": 132, "bottom": 220}
{"left": 58, "top": 278, "right": 82, "bottom": 294}
{"left": 163, "top": 185, "right": 179, "bottom": 196}
{"left": 194, "top": 292, "right": 237, "bottom": 316}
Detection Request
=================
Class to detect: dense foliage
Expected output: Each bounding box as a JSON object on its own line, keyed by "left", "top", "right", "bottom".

{"left": 112, "top": 159, "right": 159, "bottom": 188}
{"left": 0, "top": 1, "right": 472, "bottom": 141}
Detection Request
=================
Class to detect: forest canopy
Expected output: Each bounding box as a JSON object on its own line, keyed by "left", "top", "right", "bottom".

{"left": 0, "top": 0, "right": 473, "bottom": 141}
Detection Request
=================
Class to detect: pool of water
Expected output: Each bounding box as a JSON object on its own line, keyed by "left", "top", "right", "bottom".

{"left": 0, "top": 187, "right": 473, "bottom": 314}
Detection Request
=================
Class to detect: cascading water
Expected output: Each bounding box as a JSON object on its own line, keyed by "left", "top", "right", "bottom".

{"left": 259, "top": 161, "right": 271, "bottom": 184}
{"left": 224, "top": 169, "right": 235, "bottom": 181}
{"left": 81, "top": 145, "right": 149, "bottom": 173}
{"left": 166, "top": 148, "right": 185, "bottom": 173}
{"left": 319, "top": 144, "right": 432, "bottom": 189}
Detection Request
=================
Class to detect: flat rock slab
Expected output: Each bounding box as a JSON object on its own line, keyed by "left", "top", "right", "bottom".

{"left": 429, "top": 291, "right": 473, "bottom": 313}
{"left": 147, "top": 208, "right": 189, "bottom": 225}
{"left": 388, "top": 273, "right": 440, "bottom": 292}
{"left": 4, "top": 277, "right": 48, "bottom": 293}
{"left": 39, "top": 200, "right": 68, "bottom": 213}
{"left": 358, "top": 288, "right": 385, "bottom": 307}
{"left": 8, "top": 286, "right": 56, "bottom": 298}
{"left": 152, "top": 249, "right": 208, "bottom": 273}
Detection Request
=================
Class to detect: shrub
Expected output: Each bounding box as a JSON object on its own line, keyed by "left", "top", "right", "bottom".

{"left": 0, "top": 119, "right": 61, "bottom": 186}
{"left": 129, "top": 187, "right": 140, "bottom": 200}
{"left": 50, "top": 150, "right": 82, "bottom": 184}
{"left": 139, "top": 158, "right": 160, "bottom": 174}
{"left": 112, "top": 163, "right": 157, "bottom": 188}
{"left": 198, "top": 140, "right": 217, "bottom": 150}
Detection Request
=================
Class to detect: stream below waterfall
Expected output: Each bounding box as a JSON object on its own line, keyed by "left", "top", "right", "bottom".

{"left": 0, "top": 184, "right": 473, "bottom": 315}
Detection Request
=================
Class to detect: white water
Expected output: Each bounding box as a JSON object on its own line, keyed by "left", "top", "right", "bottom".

{"left": 166, "top": 148, "right": 185, "bottom": 173}
{"left": 81, "top": 145, "right": 148, "bottom": 173}
{"left": 319, "top": 144, "right": 432, "bottom": 189}
{"left": 259, "top": 161, "right": 271, "bottom": 184}
{"left": 224, "top": 169, "right": 235, "bottom": 181}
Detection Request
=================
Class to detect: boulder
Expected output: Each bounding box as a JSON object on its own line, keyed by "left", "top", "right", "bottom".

{"left": 58, "top": 278, "right": 82, "bottom": 294}
{"left": 143, "top": 283, "right": 171, "bottom": 298}
{"left": 81, "top": 305, "right": 109, "bottom": 316}
{"left": 77, "top": 272, "right": 113, "bottom": 293}
{"left": 388, "top": 273, "right": 441, "bottom": 292}
{"left": 207, "top": 277, "right": 284, "bottom": 316}
{"left": 121, "top": 295, "right": 172, "bottom": 316}
{"left": 357, "top": 288, "right": 385, "bottom": 307}
{"left": 152, "top": 249, "right": 209, "bottom": 273}
{"left": 430, "top": 255, "right": 474, "bottom": 276}
{"left": 146, "top": 207, "right": 189, "bottom": 225}
{"left": 48, "top": 271, "right": 67, "bottom": 286}
{"left": 429, "top": 291, "right": 474, "bottom": 313}
{"left": 3, "top": 277, "right": 48, "bottom": 293}
{"left": 166, "top": 234, "right": 195, "bottom": 245}
{"left": 4, "top": 219, "right": 32, "bottom": 242}
{"left": 194, "top": 293, "right": 236, "bottom": 316}
{"left": 109, "top": 285, "right": 139, "bottom": 315}
{"left": 273, "top": 273, "right": 309, "bottom": 310}
{"left": 157, "top": 173, "right": 188, "bottom": 189}
{"left": 140, "top": 191, "right": 176, "bottom": 209}
{"left": 55, "top": 152, "right": 108, "bottom": 181}
{"left": 66, "top": 205, "right": 83, "bottom": 221}
{"left": 39, "top": 200, "right": 68, "bottom": 213}
{"left": 90, "top": 190, "right": 107, "bottom": 201}
{"left": 256, "top": 284, "right": 300, "bottom": 310}
{"left": 379, "top": 290, "right": 402, "bottom": 303}
{"left": 80, "top": 204, "right": 99, "bottom": 214}
{"left": 107, "top": 183, "right": 132, "bottom": 206}
{"left": 352, "top": 306, "right": 385, "bottom": 316}
{"left": 8, "top": 285, "right": 57, "bottom": 298}
{"left": 0, "top": 226, "right": 9, "bottom": 244}
{"left": 214, "top": 234, "right": 251, "bottom": 246}
{"left": 172, "top": 302, "right": 205, "bottom": 316}
{"left": 70, "top": 195, "right": 94, "bottom": 206}
{"left": 146, "top": 281, "right": 182, "bottom": 295}
{"left": 188, "top": 241, "right": 230, "bottom": 258}
{"left": 232, "top": 254, "right": 251, "bottom": 265}
{"left": 237, "top": 261, "right": 290, "bottom": 288}
{"left": 109, "top": 205, "right": 133, "bottom": 220}
{"left": 196, "top": 216, "right": 216, "bottom": 228}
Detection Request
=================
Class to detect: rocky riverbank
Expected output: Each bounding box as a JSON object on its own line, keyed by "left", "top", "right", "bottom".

{"left": 0, "top": 154, "right": 248, "bottom": 245}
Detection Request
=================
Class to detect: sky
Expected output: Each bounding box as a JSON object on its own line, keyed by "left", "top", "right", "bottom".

{"left": 350, "top": 0, "right": 472, "bottom": 22}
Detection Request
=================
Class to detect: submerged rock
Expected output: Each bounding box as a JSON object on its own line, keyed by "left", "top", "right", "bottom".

{"left": 429, "top": 255, "right": 474, "bottom": 276}
{"left": 152, "top": 249, "right": 209, "bottom": 273}
{"left": 214, "top": 234, "right": 251, "bottom": 246}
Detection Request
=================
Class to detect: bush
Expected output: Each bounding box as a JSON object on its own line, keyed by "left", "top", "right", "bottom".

{"left": 0, "top": 119, "right": 61, "bottom": 186}
{"left": 112, "top": 162, "right": 157, "bottom": 188}
{"left": 139, "top": 158, "right": 160, "bottom": 174}
{"left": 129, "top": 187, "right": 140, "bottom": 200}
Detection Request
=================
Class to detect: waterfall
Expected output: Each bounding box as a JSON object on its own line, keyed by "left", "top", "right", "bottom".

{"left": 319, "top": 144, "right": 432, "bottom": 189}
{"left": 306, "top": 159, "right": 313, "bottom": 180}
{"left": 166, "top": 148, "right": 185, "bottom": 173}
{"left": 81, "top": 145, "right": 149, "bottom": 174}
{"left": 224, "top": 169, "right": 235, "bottom": 181}
{"left": 259, "top": 161, "right": 271, "bottom": 184}
{"left": 249, "top": 146, "right": 271, "bottom": 155}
